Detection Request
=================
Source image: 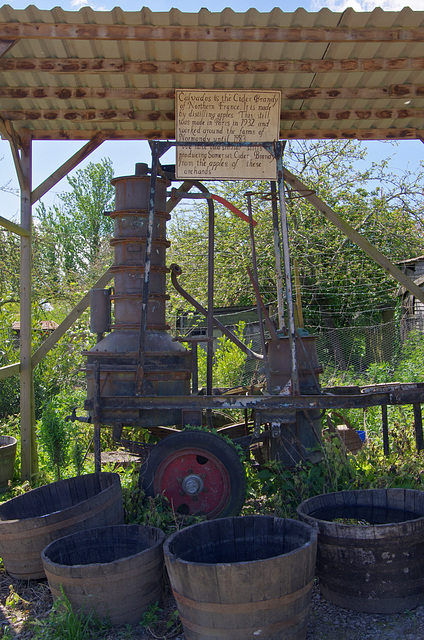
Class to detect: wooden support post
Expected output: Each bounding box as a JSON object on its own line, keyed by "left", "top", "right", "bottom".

{"left": 382, "top": 405, "right": 389, "bottom": 457}
{"left": 276, "top": 143, "right": 300, "bottom": 395}
{"left": 93, "top": 361, "right": 101, "bottom": 473}
{"left": 413, "top": 403, "right": 424, "bottom": 452}
{"left": 19, "top": 130, "right": 35, "bottom": 481}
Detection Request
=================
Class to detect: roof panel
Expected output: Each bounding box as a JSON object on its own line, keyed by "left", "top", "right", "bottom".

{"left": 0, "top": 5, "right": 424, "bottom": 142}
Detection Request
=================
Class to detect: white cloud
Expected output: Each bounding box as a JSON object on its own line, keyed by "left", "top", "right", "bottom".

{"left": 311, "top": 0, "right": 423, "bottom": 10}
{"left": 70, "top": 0, "right": 108, "bottom": 8}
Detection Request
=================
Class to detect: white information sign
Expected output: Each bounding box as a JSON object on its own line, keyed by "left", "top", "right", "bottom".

{"left": 175, "top": 90, "right": 281, "bottom": 180}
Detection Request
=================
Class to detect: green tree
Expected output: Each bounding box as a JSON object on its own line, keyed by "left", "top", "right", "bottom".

{"left": 35, "top": 158, "right": 115, "bottom": 303}
{"left": 167, "top": 141, "right": 423, "bottom": 333}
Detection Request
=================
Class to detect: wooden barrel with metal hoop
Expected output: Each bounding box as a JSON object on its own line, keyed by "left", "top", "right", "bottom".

{"left": 164, "top": 515, "right": 317, "bottom": 640}
{"left": 0, "top": 472, "right": 124, "bottom": 579}
{"left": 297, "top": 488, "right": 424, "bottom": 613}
{"left": 42, "top": 524, "right": 165, "bottom": 625}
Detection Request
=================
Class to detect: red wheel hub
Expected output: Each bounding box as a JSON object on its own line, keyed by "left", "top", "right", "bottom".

{"left": 153, "top": 447, "right": 231, "bottom": 519}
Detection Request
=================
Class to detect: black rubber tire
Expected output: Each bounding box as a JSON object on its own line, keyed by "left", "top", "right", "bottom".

{"left": 140, "top": 430, "right": 246, "bottom": 519}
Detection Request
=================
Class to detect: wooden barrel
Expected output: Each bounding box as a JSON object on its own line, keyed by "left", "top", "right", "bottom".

{"left": 0, "top": 472, "right": 124, "bottom": 580}
{"left": 42, "top": 524, "right": 165, "bottom": 626}
{"left": 164, "top": 515, "right": 317, "bottom": 640}
{"left": 297, "top": 488, "right": 424, "bottom": 613}
{"left": 0, "top": 435, "right": 17, "bottom": 491}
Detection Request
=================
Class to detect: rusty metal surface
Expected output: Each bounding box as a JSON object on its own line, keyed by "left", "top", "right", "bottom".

{"left": 1, "top": 6, "right": 424, "bottom": 141}
{"left": 85, "top": 163, "right": 191, "bottom": 427}
{"left": 85, "top": 384, "right": 424, "bottom": 415}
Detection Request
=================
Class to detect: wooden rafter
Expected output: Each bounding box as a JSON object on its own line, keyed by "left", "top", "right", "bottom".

{"left": 1, "top": 56, "right": 424, "bottom": 75}
{"left": 0, "top": 215, "right": 30, "bottom": 237}
{"left": 32, "top": 269, "right": 113, "bottom": 367}
{"left": 1, "top": 22, "right": 424, "bottom": 43}
{"left": 31, "top": 131, "right": 105, "bottom": 204}
{"left": 0, "top": 39, "right": 15, "bottom": 56}
{"left": 18, "top": 127, "right": 421, "bottom": 141}
{"left": 3, "top": 106, "right": 424, "bottom": 123}
{"left": 0, "top": 85, "right": 423, "bottom": 102}
{"left": 0, "top": 116, "right": 24, "bottom": 189}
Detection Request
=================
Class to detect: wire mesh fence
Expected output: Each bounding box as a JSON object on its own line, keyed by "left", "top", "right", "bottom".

{"left": 174, "top": 307, "right": 424, "bottom": 387}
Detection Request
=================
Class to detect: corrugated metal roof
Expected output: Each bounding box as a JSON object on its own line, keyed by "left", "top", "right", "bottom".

{"left": 0, "top": 5, "right": 424, "bottom": 141}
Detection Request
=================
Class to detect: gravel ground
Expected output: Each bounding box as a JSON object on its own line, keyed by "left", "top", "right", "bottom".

{"left": 306, "top": 583, "right": 424, "bottom": 640}
{"left": 3, "top": 571, "right": 424, "bottom": 640}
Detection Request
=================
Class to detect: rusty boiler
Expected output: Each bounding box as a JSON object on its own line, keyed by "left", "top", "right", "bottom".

{"left": 84, "top": 163, "right": 191, "bottom": 428}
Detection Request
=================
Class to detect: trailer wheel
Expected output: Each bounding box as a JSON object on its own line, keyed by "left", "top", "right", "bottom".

{"left": 140, "top": 430, "right": 246, "bottom": 519}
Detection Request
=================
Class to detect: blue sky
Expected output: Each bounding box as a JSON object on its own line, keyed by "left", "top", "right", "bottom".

{"left": 1, "top": 0, "right": 423, "bottom": 220}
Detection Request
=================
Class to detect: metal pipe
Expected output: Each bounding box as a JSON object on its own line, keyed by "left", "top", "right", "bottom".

{"left": 246, "top": 191, "right": 271, "bottom": 390}
{"left": 207, "top": 191, "right": 214, "bottom": 397}
{"left": 275, "top": 142, "right": 300, "bottom": 396}
{"left": 170, "top": 264, "right": 263, "bottom": 360}
{"left": 270, "top": 181, "right": 285, "bottom": 332}
{"left": 191, "top": 181, "right": 215, "bottom": 397}
{"left": 136, "top": 141, "right": 160, "bottom": 395}
{"left": 246, "top": 265, "right": 278, "bottom": 342}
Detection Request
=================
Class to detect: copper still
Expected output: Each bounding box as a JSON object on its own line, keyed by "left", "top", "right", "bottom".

{"left": 84, "top": 163, "right": 191, "bottom": 428}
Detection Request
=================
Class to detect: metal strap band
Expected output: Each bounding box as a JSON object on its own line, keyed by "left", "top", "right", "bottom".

{"left": 172, "top": 578, "right": 314, "bottom": 614}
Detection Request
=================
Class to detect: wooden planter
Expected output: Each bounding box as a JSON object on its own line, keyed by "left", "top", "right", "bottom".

{"left": 0, "top": 472, "right": 124, "bottom": 580}
{"left": 164, "top": 515, "right": 317, "bottom": 640}
{"left": 42, "top": 524, "right": 165, "bottom": 626}
{"left": 297, "top": 488, "right": 424, "bottom": 613}
{"left": 0, "top": 435, "right": 17, "bottom": 492}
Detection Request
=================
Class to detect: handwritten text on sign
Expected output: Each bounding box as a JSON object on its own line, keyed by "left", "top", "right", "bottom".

{"left": 175, "top": 90, "right": 281, "bottom": 180}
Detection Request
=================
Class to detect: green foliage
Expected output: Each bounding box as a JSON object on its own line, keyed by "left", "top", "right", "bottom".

{"left": 196, "top": 321, "right": 253, "bottom": 389}
{"left": 35, "top": 158, "right": 115, "bottom": 296}
{"left": 139, "top": 602, "right": 162, "bottom": 628}
{"left": 36, "top": 392, "right": 91, "bottom": 482}
{"left": 394, "top": 330, "right": 424, "bottom": 383}
{"left": 32, "top": 589, "right": 111, "bottom": 640}
{"left": 121, "top": 470, "right": 203, "bottom": 534}
{"left": 37, "top": 400, "right": 69, "bottom": 481}
{"left": 168, "top": 141, "right": 423, "bottom": 334}
{"left": 139, "top": 602, "right": 182, "bottom": 637}
{"left": 245, "top": 421, "right": 424, "bottom": 519}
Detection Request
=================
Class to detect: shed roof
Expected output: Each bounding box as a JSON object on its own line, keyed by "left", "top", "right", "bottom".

{"left": 0, "top": 5, "right": 424, "bottom": 143}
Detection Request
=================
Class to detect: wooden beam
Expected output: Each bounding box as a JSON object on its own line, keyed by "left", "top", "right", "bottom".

{"left": 283, "top": 166, "right": 424, "bottom": 308}
{"left": 1, "top": 22, "right": 424, "bottom": 43}
{"left": 1, "top": 84, "right": 423, "bottom": 101}
{"left": 0, "top": 87, "right": 176, "bottom": 100}
{"left": 13, "top": 127, "right": 423, "bottom": 142}
{"left": 0, "top": 117, "right": 24, "bottom": 189}
{"left": 0, "top": 39, "right": 15, "bottom": 56}
{"left": 280, "top": 107, "right": 424, "bottom": 121}
{"left": 31, "top": 132, "right": 105, "bottom": 204}
{"left": 4, "top": 106, "right": 424, "bottom": 124}
{"left": 19, "top": 129, "right": 33, "bottom": 481}
{"left": 2, "top": 56, "right": 424, "bottom": 75}
{"left": 32, "top": 269, "right": 113, "bottom": 367}
{"left": 2, "top": 109, "right": 175, "bottom": 122}
{"left": 0, "top": 214, "right": 30, "bottom": 237}
{"left": 0, "top": 363, "right": 20, "bottom": 380}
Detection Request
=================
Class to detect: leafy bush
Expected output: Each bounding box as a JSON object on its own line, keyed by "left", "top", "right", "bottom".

{"left": 197, "top": 321, "right": 252, "bottom": 389}
{"left": 245, "top": 421, "right": 424, "bottom": 520}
